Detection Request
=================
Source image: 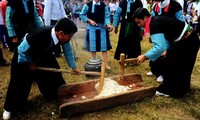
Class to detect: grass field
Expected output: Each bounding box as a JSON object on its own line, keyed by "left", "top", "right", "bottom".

{"left": 0, "top": 28, "right": 200, "bottom": 120}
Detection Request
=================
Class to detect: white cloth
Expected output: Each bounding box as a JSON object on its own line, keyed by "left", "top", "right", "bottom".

{"left": 141, "top": 0, "right": 148, "bottom": 8}
{"left": 93, "top": 0, "right": 100, "bottom": 5}
{"left": 43, "top": 0, "right": 67, "bottom": 26}
{"left": 159, "top": 0, "right": 170, "bottom": 8}
{"left": 192, "top": 1, "right": 200, "bottom": 15}
{"left": 176, "top": 0, "right": 184, "bottom": 9}
{"left": 196, "top": 3, "right": 200, "bottom": 16}
{"left": 109, "top": 3, "right": 118, "bottom": 12}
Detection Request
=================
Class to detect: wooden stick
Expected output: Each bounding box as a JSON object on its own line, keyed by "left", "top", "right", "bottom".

{"left": 119, "top": 53, "right": 125, "bottom": 80}
{"left": 37, "top": 67, "right": 101, "bottom": 76}
{"left": 124, "top": 58, "right": 138, "bottom": 63}
{"left": 98, "top": 61, "right": 106, "bottom": 94}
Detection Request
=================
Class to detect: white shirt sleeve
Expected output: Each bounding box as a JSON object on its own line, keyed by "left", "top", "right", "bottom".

{"left": 43, "top": 0, "right": 52, "bottom": 26}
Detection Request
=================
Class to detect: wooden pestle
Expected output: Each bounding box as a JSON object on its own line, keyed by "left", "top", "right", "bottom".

{"left": 98, "top": 61, "right": 106, "bottom": 94}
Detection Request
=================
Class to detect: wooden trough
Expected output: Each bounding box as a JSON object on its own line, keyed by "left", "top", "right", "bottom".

{"left": 58, "top": 73, "right": 157, "bottom": 117}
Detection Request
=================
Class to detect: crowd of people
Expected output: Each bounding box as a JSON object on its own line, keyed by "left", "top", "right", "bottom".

{"left": 0, "top": 0, "right": 200, "bottom": 119}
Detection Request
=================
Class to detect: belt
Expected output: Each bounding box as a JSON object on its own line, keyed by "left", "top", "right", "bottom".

{"left": 182, "top": 27, "right": 193, "bottom": 39}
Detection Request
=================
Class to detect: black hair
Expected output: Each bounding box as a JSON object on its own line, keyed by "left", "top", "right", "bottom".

{"left": 132, "top": 7, "right": 150, "bottom": 20}
{"left": 55, "top": 18, "right": 78, "bottom": 34}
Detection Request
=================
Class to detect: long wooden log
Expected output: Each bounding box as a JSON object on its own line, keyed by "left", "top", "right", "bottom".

{"left": 37, "top": 67, "right": 101, "bottom": 76}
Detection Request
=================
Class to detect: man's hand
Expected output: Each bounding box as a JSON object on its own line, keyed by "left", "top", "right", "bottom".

{"left": 12, "top": 37, "right": 18, "bottom": 43}
{"left": 137, "top": 54, "right": 147, "bottom": 63}
{"left": 87, "top": 19, "right": 97, "bottom": 26}
{"left": 161, "top": 50, "right": 167, "bottom": 57}
{"left": 72, "top": 68, "right": 81, "bottom": 75}
{"left": 29, "top": 63, "right": 37, "bottom": 71}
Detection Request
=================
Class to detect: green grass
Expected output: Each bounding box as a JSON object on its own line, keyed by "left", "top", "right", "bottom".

{"left": 0, "top": 29, "right": 200, "bottom": 120}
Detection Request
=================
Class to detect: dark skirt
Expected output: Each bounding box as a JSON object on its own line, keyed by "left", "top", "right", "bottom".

{"left": 114, "top": 21, "right": 142, "bottom": 60}
{"left": 83, "top": 24, "right": 112, "bottom": 52}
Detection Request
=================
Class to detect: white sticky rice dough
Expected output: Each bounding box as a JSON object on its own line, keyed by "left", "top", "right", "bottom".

{"left": 95, "top": 78, "right": 131, "bottom": 98}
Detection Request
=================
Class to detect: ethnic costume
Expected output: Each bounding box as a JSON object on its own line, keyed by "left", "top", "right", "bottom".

{"left": 113, "top": 0, "right": 142, "bottom": 60}
{"left": 149, "top": 0, "right": 184, "bottom": 78}
{"left": 151, "top": 0, "right": 184, "bottom": 20}
{"left": 146, "top": 16, "right": 200, "bottom": 98}
{"left": 4, "top": 26, "right": 76, "bottom": 113}
{"left": 80, "top": 1, "right": 112, "bottom": 52}
{"left": 6, "top": 0, "right": 43, "bottom": 50}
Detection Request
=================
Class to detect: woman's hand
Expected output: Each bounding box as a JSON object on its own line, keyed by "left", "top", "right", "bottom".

{"left": 106, "top": 24, "right": 113, "bottom": 32}
{"left": 87, "top": 19, "right": 97, "bottom": 26}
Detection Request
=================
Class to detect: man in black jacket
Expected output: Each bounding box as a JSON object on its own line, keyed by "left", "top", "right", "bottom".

{"left": 6, "top": 0, "right": 43, "bottom": 51}
{"left": 133, "top": 8, "right": 200, "bottom": 98}
{"left": 3, "top": 18, "right": 81, "bottom": 120}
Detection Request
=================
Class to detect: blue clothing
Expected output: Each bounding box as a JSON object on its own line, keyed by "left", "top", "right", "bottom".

{"left": 149, "top": 0, "right": 185, "bottom": 77}
{"left": 73, "top": 3, "right": 83, "bottom": 15}
{"left": 18, "top": 27, "right": 76, "bottom": 68}
{"left": 145, "top": 16, "right": 185, "bottom": 61}
{"left": 22, "top": 0, "right": 29, "bottom": 13}
{"left": 145, "top": 33, "right": 169, "bottom": 61}
{"left": 6, "top": 0, "right": 43, "bottom": 38}
{"left": 80, "top": 3, "right": 110, "bottom": 25}
{"left": 113, "top": 6, "right": 122, "bottom": 27}
{"left": 80, "top": 2, "right": 112, "bottom": 52}
{"left": 4, "top": 26, "right": 68, "bottom": 113}
{"left": 151, "top": 9, "right": 184, "bottom": 21}
{"left": 113, "top": 0, "right": 140, "bottom": 27}
{"left": 113, "top": 0, "right": 143, "bottom": 60}
{"left": 148, "top": 16, "right": 200, "bottom": 98}
{"left": 184, "top": 14, "right": 192, "bottom": 24}
{"left": 151, "top": 0, "right": 184, "bottom": 22}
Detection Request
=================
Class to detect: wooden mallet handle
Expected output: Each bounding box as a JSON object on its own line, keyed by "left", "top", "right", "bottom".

{"left": 98, "top": 61, "right": 106, "bottom": 94}
{"left": 37, "top": 67, "right": 101, "bottom": 76}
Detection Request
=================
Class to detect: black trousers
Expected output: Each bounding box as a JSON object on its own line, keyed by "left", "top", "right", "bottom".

{"left": 149, "top": 56, "right": 165, "bottom": 78}
{"left": 0, "top": 48, "right": 6, "bottom": 63}
{"left": 157, "top": 32, "right": 200, "bottom": 98}
{"left": 4, "top": 50, "right": 66, "bottom": 113}
{"left": 3, "top": 27, "right": 14, "bottom": 51}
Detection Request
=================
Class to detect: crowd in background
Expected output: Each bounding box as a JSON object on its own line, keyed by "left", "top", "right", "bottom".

{"left": 0, "top": 0, "right": 200, "bottom": 119}
{"left": 0, "top": 0, "right": 199, "bottom": 57}
{"left": 0, "top": 0, "right": 199, "bottom": 73}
